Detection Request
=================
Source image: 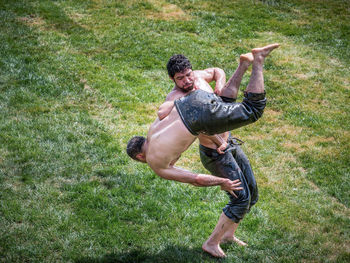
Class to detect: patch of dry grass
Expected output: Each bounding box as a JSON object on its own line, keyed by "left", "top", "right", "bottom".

{"left": 17, "top": 15, "right": 46, "bottom": 27}
{"left": 146, "top": 0, "right": 190, "bottom": 21}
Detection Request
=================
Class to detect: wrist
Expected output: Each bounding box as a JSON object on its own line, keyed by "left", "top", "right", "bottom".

{"left": 196, "top": 174, "right": 226, "bottom": 186}
{"left": 219, "top": 178, "right": 228, "bottom": 185}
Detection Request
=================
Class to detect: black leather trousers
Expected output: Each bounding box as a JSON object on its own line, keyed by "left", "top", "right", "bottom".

{"left": 199, "top": 138, "right": 258, "bottom": 223}
{"left": 174, "top": 89, "right": 266, "bottom": 136}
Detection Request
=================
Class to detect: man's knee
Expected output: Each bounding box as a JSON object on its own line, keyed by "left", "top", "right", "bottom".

{"left": 223, "top": 198, "right": 250, "bottom": 222}
{"left": 223, "top": 189, "right": 251, "bottom": 221}
{"left": 242, "top": 96, "right": 267, "bottom": 122}
{"left": 235, "top": 188, "right": 251, "bottom": 207}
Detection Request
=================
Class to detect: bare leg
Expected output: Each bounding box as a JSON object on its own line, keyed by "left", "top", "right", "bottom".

{"left": 245, "top": 43, "right": 280, "bottom": 94}
{"left": 220, "top": 52, "right": 253, "bottom": 98}
{"left": 221, "top": 223, "right": 248, "bottom": 246}
{"left": 202, "top": 212, "right": 235, "bottom": 258}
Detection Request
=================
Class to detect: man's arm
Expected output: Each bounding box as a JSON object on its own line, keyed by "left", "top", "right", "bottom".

{"left": 158, "top": 100, "right": 175, "bottom": 120}
{"left": 197, "top": 67, "right": 226, "bottom": 95}
{"left": 151, "top": 164, "right": 242, "bottom": 197}
{"left": 201, "top": 134, "right": 228, "bottom": 154}
{"left": 157, "top": 89, "right": 185, "bottom": 120}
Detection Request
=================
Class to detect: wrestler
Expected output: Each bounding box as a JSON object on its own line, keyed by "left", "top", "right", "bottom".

{"left": 126, "top": 43, "right": 280, "bottom": 258}
{"left": 158, "top": 52, "right": 255, "bottom": 154}
{"left": 158, "top": 52, "right": 257, "bottom": 251}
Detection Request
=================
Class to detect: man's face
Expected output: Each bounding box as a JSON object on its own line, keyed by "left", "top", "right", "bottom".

{"left": 172, "top": 68, "right": 194, "bottom": 92}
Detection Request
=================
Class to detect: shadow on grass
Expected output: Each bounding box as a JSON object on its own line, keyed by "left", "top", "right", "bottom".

{"left": 75, "top": 245, "right": 221, "bottom": 263}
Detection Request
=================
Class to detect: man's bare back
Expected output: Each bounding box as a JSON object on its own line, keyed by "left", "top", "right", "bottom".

{"left": 146, "top": 107, "right": 196, "bottom": 171}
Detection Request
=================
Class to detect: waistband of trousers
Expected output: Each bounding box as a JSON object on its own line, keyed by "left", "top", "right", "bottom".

{"left": 199, "top": 144, "right": 218, "bottom": 155}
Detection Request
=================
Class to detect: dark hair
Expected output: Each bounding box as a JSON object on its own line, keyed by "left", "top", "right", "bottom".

{"left": 126, "top": 136, "right": 146, "bottom": 161}
{"left": 166, "top": 54, "right": 192, "bottom": 78}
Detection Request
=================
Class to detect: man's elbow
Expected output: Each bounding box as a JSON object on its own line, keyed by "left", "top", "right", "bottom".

{"left": 152, "top": 167, "right": 171, "bottom": 181}
{"left": 215, "top": 67, "right": 225, "bottom": 74}
{"left": 157, "top": 109, "right": 166, "bottom": 120}
{"left": 214, "top": 67, "right": 225, "bottom": 78}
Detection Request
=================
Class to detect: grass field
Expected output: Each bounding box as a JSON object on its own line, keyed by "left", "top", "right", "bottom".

{"left": 0, "top": 0, "right": 349, "bottom": 262}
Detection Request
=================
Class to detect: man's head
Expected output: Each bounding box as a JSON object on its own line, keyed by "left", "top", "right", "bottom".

{"left": 126, "top": 136, "right": 146, "bottom": 162}
{"left": 167, "top": 54, "right": 194, "bottom": 92}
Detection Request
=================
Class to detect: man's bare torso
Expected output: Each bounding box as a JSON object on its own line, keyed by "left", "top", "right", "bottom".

{"left": 146, "top": 106, "right": 196, "bottom": 169}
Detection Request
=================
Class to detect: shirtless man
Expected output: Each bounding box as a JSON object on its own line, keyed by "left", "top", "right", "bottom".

{"left": 157, "top": 53, "right": 251, "bottom": 153}
{"left": 126, "top": 44, "right": 279, "bottom": 258}
{"left": 158, "top": 52, "right": 257, "bottom": 252}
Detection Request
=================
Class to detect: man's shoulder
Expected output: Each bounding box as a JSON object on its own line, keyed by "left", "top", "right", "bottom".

{"left": 193, "top": 68, "right": 218, "bottom": 82}
{"left": 193, "top": 69, "right": 207, "bottom": 77}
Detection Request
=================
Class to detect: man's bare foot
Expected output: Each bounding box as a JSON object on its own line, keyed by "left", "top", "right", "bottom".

{"left": 240, "top": 52, "right": 254, "bottom": 66}
{"left": 252, "top": 43, "right": 280, "bottom": 62}
{"left": 221, "top": 236, "right": 248, "bottom": 246}
{"left": 202, "top": 241, "right": 226, "bottom": 258}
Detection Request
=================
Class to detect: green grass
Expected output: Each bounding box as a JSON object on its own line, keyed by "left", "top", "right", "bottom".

{"left": 0, "top": 0, "right": 349, "bottom": 262}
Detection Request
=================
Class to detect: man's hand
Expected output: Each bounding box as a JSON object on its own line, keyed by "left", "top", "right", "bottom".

{"left": 220, "top": 179, "right": 243, "bottom": 198}
{"left": 216, "top": 141, "right": 228, "bottom": 154}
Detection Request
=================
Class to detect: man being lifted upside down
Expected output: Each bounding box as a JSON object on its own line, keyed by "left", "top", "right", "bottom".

{"left": 126, "top": 43, "right": 280, "bottom": 258}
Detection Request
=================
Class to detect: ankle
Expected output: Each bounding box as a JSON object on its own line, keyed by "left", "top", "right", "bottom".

{"left": 204, "top": 238, "right": 219, "bottom": 246}
{"left": 253, "top": 56, "right": 264, "bottom": 65}
{"left": 239, "top": 63, "right": 250, "bottom": 71}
